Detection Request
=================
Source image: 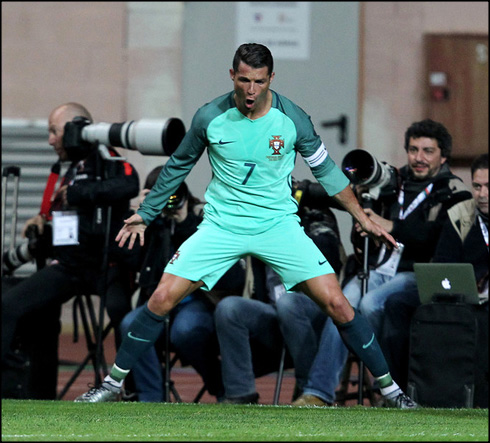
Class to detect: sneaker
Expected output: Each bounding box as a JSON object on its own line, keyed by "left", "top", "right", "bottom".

{"left": 291, "top": 394, "right": 332, "bottom": 407}
{"left": 221, "top": 392, "right": 259, "bottom": 404}
{"left": 74, "top": 381, "right": 121, "bottom": 403}
{"left": 384, "top": 391, "right": 419, "bottom": 409}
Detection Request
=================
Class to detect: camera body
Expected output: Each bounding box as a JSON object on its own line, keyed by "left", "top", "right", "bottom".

{"left": 63, "top": 117, "right": 186, "bottom": 159}
{"left": 293, "top": 178, "right": 332, "bottom": 211}
{"left": 62, "top": 117, "right": 95, "bottom": 161}
{"left": 341, "top": 149, "right": 399, "bottom": 201}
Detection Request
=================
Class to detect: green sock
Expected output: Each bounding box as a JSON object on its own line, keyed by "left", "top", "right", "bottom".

{"left": 337, "top": 309, "right": 390, "bottom": 377}
{"left": 109, "top": 364, "right": 130, "bottom": 383}
{"left": 114, "top": 303, "right": 166, "bottom": 373}
{"left": 376, "top": 373, "right": 402, "bottom": 397}
{"left": 376, "top": 373, "right": 394, "bottom": 389}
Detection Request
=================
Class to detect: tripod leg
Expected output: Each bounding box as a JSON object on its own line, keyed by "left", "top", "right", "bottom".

{"left": 164, "top": 315, "right": 171, "bottom": 402}
{"left": 357, "top": 234, "right": 370, "bottom": 405}
{"left": 95, "top": 206, "right": 112, "bottom": 385}
{"left": 358, "top": 361, "right": 365, "bottom": 404}
{"left": 273, "top": 343, "right": 287, "bottom": 405}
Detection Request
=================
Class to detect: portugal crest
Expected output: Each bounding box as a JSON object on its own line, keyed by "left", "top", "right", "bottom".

{"left": 269, "top": 136, "right": 284, "bottom": 155}
{"left": 169, "top": 250, "right": 180, "bottom": 264}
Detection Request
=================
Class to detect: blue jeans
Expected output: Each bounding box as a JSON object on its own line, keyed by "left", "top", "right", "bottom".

{"left": 214, "top": 294, "right": 326, "bottom": 398}
{"left": 276, "top": 292, "right": 327, "bottom": 392}
{"left": 119, "top": 295, "right": 223, "bottom": 402}
{"left": 302, "top": 270, "right": 417, "bottom": 403}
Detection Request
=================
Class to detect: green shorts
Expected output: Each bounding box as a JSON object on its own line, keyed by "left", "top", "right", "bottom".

{"left": 165, "top": 217, "right": 334, "bottom": 291}
{"left": 164, "top": 215, "right": 335, "bottom": 291}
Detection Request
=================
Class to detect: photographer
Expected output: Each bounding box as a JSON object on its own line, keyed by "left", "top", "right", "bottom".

{"left": 292, "top": 119, "right": 472, "bottom": 407}
{"left": 1, "top": 103, "right": 140, "bottom": 398}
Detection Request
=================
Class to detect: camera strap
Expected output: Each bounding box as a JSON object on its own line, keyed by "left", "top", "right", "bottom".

{"left": 39, "top": 161, "right": 61, "bottom": 220}
{"left": 478, "top": 215, "right": 488, "bottom": 250}
{"left": 398, "top": 183, "right": 433, "bottom": 220}
{"left": 39, "top": 162, "right": 81, "bottom": 220}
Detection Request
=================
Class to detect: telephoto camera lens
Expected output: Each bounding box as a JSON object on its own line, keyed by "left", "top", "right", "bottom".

{"left": 341, "top": 149, "right": 398, "bottom": 200}
{"left": 2, "top": 243, "right": 33, "bottom": 274}
{"left": 342, "top": 149, "right": 382, "bottom": 186}
{"left": 81, "top": 118, "right": 186, "bottom": 156}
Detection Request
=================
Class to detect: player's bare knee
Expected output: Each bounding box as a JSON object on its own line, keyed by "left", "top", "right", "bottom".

{"left": 323, "top": 294, "right": 354, "bottom": 323}
{"left": 147, "top": 288, "right": 175, "bottom": 316}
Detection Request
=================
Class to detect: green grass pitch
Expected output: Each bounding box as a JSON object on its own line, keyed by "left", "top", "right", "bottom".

{"left": 1, "top": 400, "right": 488, "bottom": 441}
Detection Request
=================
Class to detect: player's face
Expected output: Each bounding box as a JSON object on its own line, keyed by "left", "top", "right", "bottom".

{"left": 472, "top": 168, "right": 488, "bottom": 215}
{"left": 230, "top": 61, "right": 274, "bottom": 117}
{"left": 406, "top": 137, "right": 446, "bottom": 180}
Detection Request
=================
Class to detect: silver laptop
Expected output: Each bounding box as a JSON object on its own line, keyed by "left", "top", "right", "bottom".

{"left": 414, "top": 263, "right": 481, "bottom": 305}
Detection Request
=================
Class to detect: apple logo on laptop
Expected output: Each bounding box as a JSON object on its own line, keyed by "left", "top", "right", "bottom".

{"left": 441, "top": 278, "right": 452, "bottom": 290}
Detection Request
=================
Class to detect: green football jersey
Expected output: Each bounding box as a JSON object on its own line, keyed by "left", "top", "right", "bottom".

{"left": 138, "top": 90, "right": 349, "bottom": 234}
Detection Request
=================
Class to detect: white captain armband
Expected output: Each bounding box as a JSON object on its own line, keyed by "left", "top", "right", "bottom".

{"left": 304, "top": 143, "right": 328, "bottom": 168}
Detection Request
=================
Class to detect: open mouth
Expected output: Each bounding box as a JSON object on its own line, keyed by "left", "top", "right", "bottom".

{"left": 246, "top": 98, "right": 255, "bottom": 108}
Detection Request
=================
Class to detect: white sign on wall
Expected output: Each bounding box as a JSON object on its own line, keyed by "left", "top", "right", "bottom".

{"left": 236, "top": 2, "right": 311, "bottom": 60}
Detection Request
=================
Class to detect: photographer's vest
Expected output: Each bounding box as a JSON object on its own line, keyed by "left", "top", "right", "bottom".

{"left": 447, "top": 199, "right": 477, "bottom": 244}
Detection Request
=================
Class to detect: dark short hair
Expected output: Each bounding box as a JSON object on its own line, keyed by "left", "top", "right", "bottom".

{"left": 471, "top": 153, "right": 488, "bottom": 178}
{"left": 232, "top": 43, "right": 274, "bottom": 75}
{"left": 143, "top": 166, "right": 199, "bottom": 211}
{"left": 404, "top": 119, "right": 452, "bottom": 159}
{"left": 144, "top": 166, "right": 164, "bottom": 189}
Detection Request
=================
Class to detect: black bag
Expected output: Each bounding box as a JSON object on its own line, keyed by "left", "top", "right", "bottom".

{"left": 407, "top": 297, "right": 487, "bottom": 408}
{"left": 1, "top": 277, "right": 62, "bottom": 400}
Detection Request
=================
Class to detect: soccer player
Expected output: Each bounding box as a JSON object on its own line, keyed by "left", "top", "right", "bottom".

{"left": 75, "top": 43, "right": 417, "bottom": 408}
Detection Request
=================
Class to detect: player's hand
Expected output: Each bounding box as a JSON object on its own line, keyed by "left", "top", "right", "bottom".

{"left": 355, "top": 208, "right": 394, "bottom": 234}
{"left": 115, "top": 213, "right": 147, "bottom": 249}
{"left": 356, "top": 215, "right": 397, "bottom": 250}
{"left": 331, "top": 185, "right": 397, "bottom": 250}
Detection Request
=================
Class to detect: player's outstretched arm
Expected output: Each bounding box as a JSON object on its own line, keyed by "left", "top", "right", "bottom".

{"left": 115, "top": 213, "right": 147, "bottom": 249}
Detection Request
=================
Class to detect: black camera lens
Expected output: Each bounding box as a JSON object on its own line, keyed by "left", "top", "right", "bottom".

{"left": 342, "top": 149, "right": 377, "bottom": 184}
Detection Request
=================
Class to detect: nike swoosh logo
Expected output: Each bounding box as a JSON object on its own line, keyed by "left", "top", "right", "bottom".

{"left": 318, "top": 259, "right": 327, "bottom": 265}
{"left": 128, "top": 331, "right": 151, "bottom": 343}
{"left": 218, "top": 139, "right": 236, "bottom": 145}
{"left": 362, "top": 333, "right": 375, "bottom": 349}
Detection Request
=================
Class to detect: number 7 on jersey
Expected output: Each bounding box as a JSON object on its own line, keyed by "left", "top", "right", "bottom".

{"left": 242, "top": 162, "right": 256, "bottom": 185}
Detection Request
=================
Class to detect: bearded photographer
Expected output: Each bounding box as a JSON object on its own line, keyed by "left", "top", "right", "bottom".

{"left": 293, "top": 119, "right": 472, "bottom": 407}
{"left": 1, "top": 103, "right": 140, "bottom": 398}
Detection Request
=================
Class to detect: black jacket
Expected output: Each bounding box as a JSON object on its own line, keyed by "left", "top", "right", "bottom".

{"left": 52, "top": 146, "right": 139, "bottom": 269}
{"left": 138, "top": 208, "right": 202, "bottom": 295}
{"left": 433, "top": 202, "right": 488, "bottom": 286}
{"left": 353, "top": 163, "right": 472, "bottom": 272}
